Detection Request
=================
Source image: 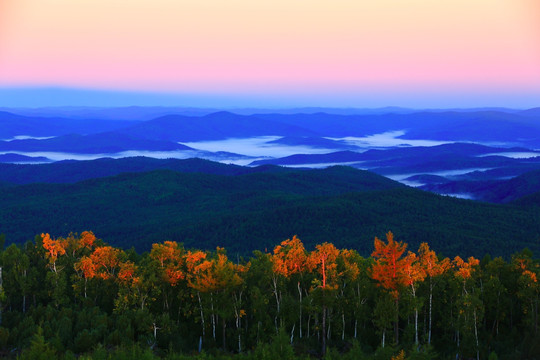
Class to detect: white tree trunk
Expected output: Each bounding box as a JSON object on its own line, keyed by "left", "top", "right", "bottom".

{"left": 298, "top": 282, "right": 302, "bottom": 338}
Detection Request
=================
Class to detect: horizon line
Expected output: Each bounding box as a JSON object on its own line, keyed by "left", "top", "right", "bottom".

{"left": 0, "top": 86, "right": 539, "bottom": 110}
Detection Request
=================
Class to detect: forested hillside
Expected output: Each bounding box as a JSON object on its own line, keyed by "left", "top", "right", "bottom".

{"left": 0, "top": 157, "right": 264, "bottom": 185}
{"left": 421, "top": 169, "right": 540, "bottom": 203}
{"left": 1, "top": 231, "right": 538, "bottom": 359}
{"left": 1, "top": 167, "right": 539, "bottom": 257}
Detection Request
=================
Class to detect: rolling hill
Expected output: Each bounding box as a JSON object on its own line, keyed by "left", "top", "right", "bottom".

{"left": 0, "top": 153, "right": 52, "bottom": 163}
{"left": 0, "top": 132, "right": 193, "bottom": 153}
{"left": 421, "top": 169, "right": 540, "bottom": 203}
{"left": 0, "top": 110, "right": 139, "bottom": 139}
{"left": 117, "top": 111, "right": 319, "bottom": 142}
{"left": 0, "top": 164, "right": 538, "bottom": 258}
{"left": 249, "top": 143, "right": 540, "bottom": 183}
{"left": 255, "top": 110, "right": 540, "bottom": 146}
{"left": 0, "top": 157, "right": 284, "bottom": 185}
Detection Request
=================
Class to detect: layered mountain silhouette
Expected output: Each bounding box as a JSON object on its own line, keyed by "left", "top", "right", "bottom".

{"left": 0, "top": 132, "right": 193, "bottom": 153}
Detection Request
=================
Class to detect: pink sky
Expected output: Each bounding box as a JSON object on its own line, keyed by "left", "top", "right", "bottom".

{"left": 0, "top": 0, "right": 539, "bottom": 107}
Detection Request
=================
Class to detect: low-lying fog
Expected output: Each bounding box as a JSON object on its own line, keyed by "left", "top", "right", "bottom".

{"left": 478, "top": 152, "right": 540, "bottom": 159}
{"left": 181, "top": 136, "right": 336, "bottom": 158}
{"left": 1, "top": 135, "right": 56, "bottom": 141}
{"left": 3, "top": 131, "right": 446, "bottom": 165}
{"left": 2, "top": 132, "right": 538, "bottom": 199}
{"left": 328, "top": 131, "right": 449, "bottom": 147}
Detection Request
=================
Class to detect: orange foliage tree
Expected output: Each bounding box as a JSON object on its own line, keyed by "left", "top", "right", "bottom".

{"left": 63, "top": 231, "right": 96, "bottom": 258}
{"left": 308, "top": 242, "right": 340, "bottom": 290}
{"left": 88, "top": 246, "right": 123, "bottom": 280}
{"left": 402, "top": 251, "right": 426, "bottom": 345}
{"left": 308, "top": 242, "right": 340, "bottom": 356}
{"left": 115, "top": 260, "right": 149, "bottom": 310}
{"left": 55, "top": 231, "right": 96, "bottom": 298}
{"left": 41, "top": 233, "right": 67, "bottom": 274}
{"left": 74, "top": 243, "right": 151, "bottom": 310}
{"left": 41, "top": 233, "right": 71, "bottom": 306}
{"left": 74, "top": 256, "right": 96, "bottom": 298}
{"left": 271, "top": 235, "right": 308, "bottom": 338}
{"left": 184, "top": 249, "right": 210, "bottom": 342}
{"left": 210, "top": 248, "right": 248, "bottom": 352}
{"left": 42, "top": 232, "right": 98, "bottom": 306}
{"left": 150, "top": 241, "right": 185, "bottom": 311}
{"left": 418, "top": 242, "right": 450, "bottom": 345}
{"left": 371, "top": 232, "right": 408, "bottom": 297}
{"left": 453, "top": 256, "right": 480, "bottom": 291}
{"left": 185, "top": 247, "right": 247, "bottom": 351}
{"left": 370, "top": 231, "right": 408, "bottom": 346}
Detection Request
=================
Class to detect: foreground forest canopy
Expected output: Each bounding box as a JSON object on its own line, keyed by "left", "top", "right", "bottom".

{"left": 1, "top": 231, "right": 539, "bottom": 360}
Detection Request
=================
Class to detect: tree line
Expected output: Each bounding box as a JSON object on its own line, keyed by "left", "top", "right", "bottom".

{"left": 0, "top": 231, "right": 538, "bottom": 359}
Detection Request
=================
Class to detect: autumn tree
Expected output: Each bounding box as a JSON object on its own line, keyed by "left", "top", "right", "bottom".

{"left": 8, "top": 230, "right": 540, "bottom": 357}
{"left": 65, "top": 232, "right": 97, "bottom": 300}
{"left": 115, "top": 260, "right": 153, "bottom": 311}
{"left": 271, "top": 235, "right": 308, "bottom": 339}
{"left": 149, "top": 241, "right": 185, "bottom": 311}
{"left": 74, "top": 245, "right": 133, "bottom": 310}
{"left": 184, "top": 247, "right": 247, "bottom": 351}
{"left": 370, "top": 231, "right": 408, "bottom": 346}
{"left": 73, "top": 256, "right": 96, "bottom": 299}
{"left": 88, "top": 246, "right": 123, "bottom": 280}
{"left": 210, "top": 248, "right": 248, "bottom": 352}
{"left": 41, "top": 233, "right": 67, "bottom": 275}
{"left": 63, "top": 231, "right": 96, "bottom": 258}
{"left": 41, "top": 233, "right": 70, "bottom": 306}
{"left": 418, "top": 242, "right": 450, "bottom": 345}
{"left": 184, "top": 249, "right": 214, "bottom": 348}
{"left": 402, "top": 251, "right": 426, "bottom": 346}
{"left": 308, "top": 242, "right": 340, "bottom": 356}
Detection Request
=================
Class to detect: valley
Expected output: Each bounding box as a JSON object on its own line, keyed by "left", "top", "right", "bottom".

{"left": 1, "top": 107, "right": 540, "bottom": 257}
{"left": 2, "top": 107, "right": 540, "bottom": 202}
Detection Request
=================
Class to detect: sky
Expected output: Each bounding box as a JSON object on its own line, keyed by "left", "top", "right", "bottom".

{"left": 1, "top": 0, "right": 539, "bottom": 108}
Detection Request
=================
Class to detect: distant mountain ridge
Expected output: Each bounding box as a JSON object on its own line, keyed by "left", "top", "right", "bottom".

{"left": 1, "top": 107, "right": 540, "bottom": 205}
{"left": 2, "top": 145, "right": 540, "bottom": 203}
{"left": 0, "top": 132, "right": 193, "bottom": 153}
{"left": 4, "top": 107, "right": 540, "bottom": 146}
{"left": 250, "top": 142, "right": 540, "bottom": 167}
{"left": 9, "top": 105, "right": 521, "bottom": 119}
{"left": 117, "top": 111, "right": 319, "bottom": 142}
{"left": 0, "top": 110, "right": 139, "bottom": 139}
{"left": 0, "top": 153, "right": 52, "bottom": 163}
{"left": 0, "top": 157, "right": 285, "bottom": 184}
{"left": 421, "top": 169, "right": 540, "bottom": 203}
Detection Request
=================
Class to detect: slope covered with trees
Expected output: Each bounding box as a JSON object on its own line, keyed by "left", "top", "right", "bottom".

{"left": 1, "top": 167, "right": 539, "bottom": 257}
{"left": 0, "top": 157, "right": 269, "bottom": 185}
{"left": 420, "top": 169, "right": 540, "bottom": 203}
{"left": 0, "top": 232, "right": 538, "bottom": 359}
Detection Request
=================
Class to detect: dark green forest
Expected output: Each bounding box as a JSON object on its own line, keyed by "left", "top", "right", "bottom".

{"left": 1, "top": 162, "right": 540, "bottom": 359}
{"left": 1, "top": 166, "right": 539, "bottom": 258}
{"left": 0, "top": 231, "right": 539, "bottom": 359}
